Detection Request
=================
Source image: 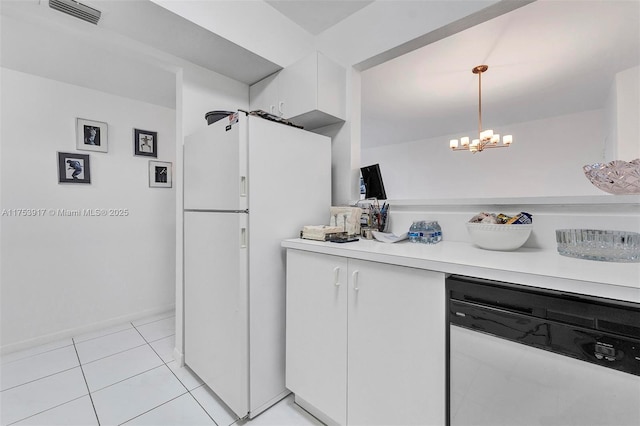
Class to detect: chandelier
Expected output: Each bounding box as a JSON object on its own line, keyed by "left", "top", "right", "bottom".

{"left": 449, "top": 65, "right": 513, "bottom": 153}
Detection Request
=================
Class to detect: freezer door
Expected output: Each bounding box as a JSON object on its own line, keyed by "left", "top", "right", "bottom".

{"left": 184, "top": 211, "right": 249, "bottom": 418}
{"left": 184, "top": 114, "right": 248, "bottom": 210}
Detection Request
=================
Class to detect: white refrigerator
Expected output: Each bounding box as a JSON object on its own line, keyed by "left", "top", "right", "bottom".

{"left": 183, "top": 112, "right": 331, "bottom": 419}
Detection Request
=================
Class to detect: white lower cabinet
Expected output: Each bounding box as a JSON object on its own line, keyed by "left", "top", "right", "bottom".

{"left": 285, "top": 249, "right": 445, "bottom": 426}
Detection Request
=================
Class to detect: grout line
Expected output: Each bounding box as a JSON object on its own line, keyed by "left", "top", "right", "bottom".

{"left": 131, "top": 324, "right": 188, "bottom": 391}
{"left": 2, "top": 316, "right": 179, "bottom": 425}
{"left": 147, "top": 333, "right": 176, "bottom": 345}
{"left": 131, "top": 314, "right": 175, "bottom": 328}
{"left": 0, "top": 365, "right": 79, "bottom": 393}
{"left": 129, "top": 319, "right": 175, "bottom": 345}
{"left": 73, "top": 325, "right": 135, "bottom": 345}
{"left": 131, "top": 323, "right": 219, "bottom": 426}
{"left": 79, "top": 342, "right": 149, "bottom": 366}
{"left": 72, "top": 338, "right": 101, "bottom": 426}
{"left": 0, "top": 342, "right": 75, "bottom": 367}
{"left": 5, "top": 394, "right": 88, "bottom": 426}
{"left": 89, "top": 364, "right": 166, "bottom": 394}
{"left": 186, "top": 389, "right": 220, "bottom": 426}
{"left": 117, "top": 391, "right": 190, "bottom": 425}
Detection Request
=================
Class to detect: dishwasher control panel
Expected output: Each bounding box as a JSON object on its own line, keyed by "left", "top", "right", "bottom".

{"left": 595, "top": 342, "right": 617, "bottom": 361}
{"left": 447, "top": 275, "right": 640, "bottom": 377}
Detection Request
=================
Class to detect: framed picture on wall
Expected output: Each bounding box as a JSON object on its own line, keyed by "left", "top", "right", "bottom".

{"left": 149, "top": 160, "right": 172, "bottom": 188}
{"left": 58, "top": 152, "right": 91, "bottom": 184}
{"left": 134, "top": 128, "right": 157, "bottom": 157}
{"left": 76, "top": 118, "right": 108, "bottom": 152}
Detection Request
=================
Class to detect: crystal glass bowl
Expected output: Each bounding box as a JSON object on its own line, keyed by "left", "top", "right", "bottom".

{"left": 466, "top": 223, "right": 533, "bottom": 251}
{"left": 556, "top": 229, "right": 640, "bottom": 262}
{"left": 583, "top": 159, "right": 640, "bottom": 195}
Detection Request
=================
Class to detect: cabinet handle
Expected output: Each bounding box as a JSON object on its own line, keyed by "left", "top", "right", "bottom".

{"left": 352, "top": 270, "right": 359, "bottom": 291}
{"left": 333, "top": 267, "right": 340, "bottom": 286}
{"left": 278, "top": 101, "right": 284, "bottom": 117}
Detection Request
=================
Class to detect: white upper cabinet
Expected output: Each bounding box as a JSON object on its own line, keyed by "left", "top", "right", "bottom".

{"left": 249, "top": 72, "right": 280, "bottom": 116}
{"left": 249, "top": 51, "right": 346, "bottom": 130}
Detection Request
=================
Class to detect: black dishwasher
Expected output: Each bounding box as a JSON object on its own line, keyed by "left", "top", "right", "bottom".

{"left": 446, "top": 275, "right": 640, "bottom": 426}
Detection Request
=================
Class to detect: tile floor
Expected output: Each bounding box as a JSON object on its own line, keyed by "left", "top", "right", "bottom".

{"left": 0, "top": 312, "right": 322, "bottom": 426}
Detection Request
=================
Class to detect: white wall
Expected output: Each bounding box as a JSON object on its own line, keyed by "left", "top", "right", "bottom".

{"left": 173, "top": 65, "right": 249, "bottom": 363}
{"left": 612, "top": 66, "right": 640, "bottom": 161}
{"left": 604, "top": 73, "right": 618, "bottom": 162}
{"left": 362, "top": 109, "right": 606, "bottom": 200}
{"left": 604, "top": 66, "right": 640, "bottom": 162}
{"left": 0, "top": 68, "right": 176, "bottom": 353}
{"left": 181, "top": 66, "right": 249, "bottom": 136}
{"left": 314, "top": 67, "right": 362, "bottom": 205}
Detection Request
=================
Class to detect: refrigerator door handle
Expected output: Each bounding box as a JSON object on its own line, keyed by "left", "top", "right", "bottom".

{"left": 240, "top": 227, "right": 247, "bottom": 248}
{"left": 240, "top": 176, "right": 247, "bottom": 197}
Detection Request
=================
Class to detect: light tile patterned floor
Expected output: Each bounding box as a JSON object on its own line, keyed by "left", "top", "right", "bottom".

{"left": 0, "top": 312, "right": 322, "bottom": 426}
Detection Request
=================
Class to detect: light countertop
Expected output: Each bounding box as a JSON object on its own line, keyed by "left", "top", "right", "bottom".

{"left": 282, "top": 238, "right": 640, "bottom": 303}
{"left": 386, "top": 194, "right": 640, "bottom": 207}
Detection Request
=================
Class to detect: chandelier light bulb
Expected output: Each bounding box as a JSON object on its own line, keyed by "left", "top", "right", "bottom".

{"left": 480, "top": 129, "right": 493, "bottom": 141}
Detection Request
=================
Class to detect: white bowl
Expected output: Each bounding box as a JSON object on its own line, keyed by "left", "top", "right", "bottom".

{"left": 466, "top": 223, "right": 533, "bottom": 251}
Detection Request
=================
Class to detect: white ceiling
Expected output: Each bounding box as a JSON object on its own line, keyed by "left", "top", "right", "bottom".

{"left": 265, "top": 0, "right": 374, "bottom": 35}
{"left": 361, "top": 0, "right": 640, "bottom": 148}
{"left": 0, "top": 0, "right": 283, "bottom": 108}
{"left": 1, "top": 0, "right": 637, "bottom": 149}
{"left": 0, "top": 0, "right": 373, "bottom": 108}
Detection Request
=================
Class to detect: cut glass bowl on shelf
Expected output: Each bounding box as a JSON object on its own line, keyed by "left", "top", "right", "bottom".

{"left": 556, "top": 229, "right": 640, "bottom": 262}
{"left": 466, "top": 223, "right": 533, "bottom": 251}
{"left": 583, "top": 159, "right": 640, "bottom": 195}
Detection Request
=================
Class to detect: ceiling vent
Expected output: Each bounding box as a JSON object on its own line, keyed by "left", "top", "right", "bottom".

{"left": 49, "top": 0, "right": 101, "bottom": 25}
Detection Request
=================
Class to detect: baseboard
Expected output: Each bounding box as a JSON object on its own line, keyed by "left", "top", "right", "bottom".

{"left": 173, "top": 346, "right": 184, "bottom": 366}
{"left": 249, "top": 389, "right": 291, "bottom": 419}
{"left": 294, "top": 394, "right": 339, "bottom": 426}
{"left": 1, "top": 304, "right": 175, "bottom": 356}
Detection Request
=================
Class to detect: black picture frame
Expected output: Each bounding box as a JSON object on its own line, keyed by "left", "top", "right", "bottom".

{"left": 58, "top": 152, "right": 91, "bottom": 184}
{"left": 134, "top": 129, "right": 157, "bottom": 157}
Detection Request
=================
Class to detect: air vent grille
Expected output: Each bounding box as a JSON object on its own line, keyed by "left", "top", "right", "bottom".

{"left": 49, "top": 0, "right": 101, "bottom": 25}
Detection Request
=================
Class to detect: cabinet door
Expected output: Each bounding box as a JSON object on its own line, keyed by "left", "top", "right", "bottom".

{"left": 347, "top": 260, "right": 446, "bottom": 426}
{"left": 317, "top": 52, "right": 346, "bottom": 121}
{"left": 249, "top": 72, "right": 279, "bottom": 115}
{"left": 285, "top": 250, "right": 348, "bottom": 425}
{"left": 278, "top": 53, "right": 317, "bottom": 120}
